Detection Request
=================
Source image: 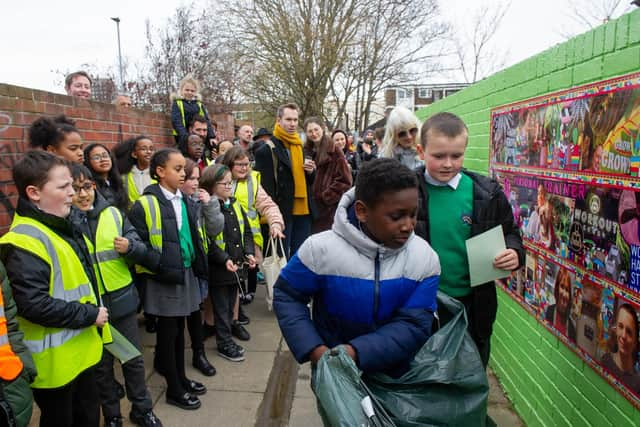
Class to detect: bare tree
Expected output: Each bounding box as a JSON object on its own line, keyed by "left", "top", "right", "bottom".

{"left": 567, "top": 0, "right": 631, "bottom": 29}
{"left": 222, "top": 0, "right": 364, "bottom": 119}
{"left": 330, "top": 0, "right": 449, "bottom": 130}
{"left": 136, "top": 3, "right": 246, "bottom": 112}
{"left": 452, "top": 1, "right": 511, "bottom": 84}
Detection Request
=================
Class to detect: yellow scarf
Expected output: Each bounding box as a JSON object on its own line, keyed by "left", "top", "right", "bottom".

{"left": 273, "top": 123, "right": 309, "bottom": 215}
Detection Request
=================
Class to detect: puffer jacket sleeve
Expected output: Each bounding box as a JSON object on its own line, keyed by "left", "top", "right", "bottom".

{"left": 494, "top": 190, "right": 524, "bottom": 267}
{"left": 200, "top": 198, "right": 224, "bottom": 237}
{"left": 0, "top": 262, "right": 36, "bottom": 381}
{"left": 273, "top": 240, "right": 325, "bottom": 364}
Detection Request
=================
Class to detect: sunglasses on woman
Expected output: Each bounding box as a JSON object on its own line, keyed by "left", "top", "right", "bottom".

{"left": 397, "top": 128, "right": 418, "bottom": 138}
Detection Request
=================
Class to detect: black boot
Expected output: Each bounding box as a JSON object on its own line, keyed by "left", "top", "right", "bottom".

{"left": 192, "top": 349, "right": 216, "bottom": 376}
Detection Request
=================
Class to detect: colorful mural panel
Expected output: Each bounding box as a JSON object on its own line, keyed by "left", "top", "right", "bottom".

{"left": 492, "top": 72, "right": 640, "bottom": 406}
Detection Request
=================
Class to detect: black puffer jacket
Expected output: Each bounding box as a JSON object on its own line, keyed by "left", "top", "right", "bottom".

{"left": 0, "top": 198, "right": 100, "bottom": 329}
{"left": 128, "top": 184, "right": 208, "bottom": 284}
{"left": 415, "top": 167, "right": 524, "bottom": 339}
{"left": 208, "top": 198, "right": 254, "bottom": 287}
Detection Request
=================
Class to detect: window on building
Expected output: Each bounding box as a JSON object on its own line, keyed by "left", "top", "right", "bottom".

{"left": 233, "top": 111, "right": 249, "bottom": 120}
{"left": 419, "top": 88, "right": 432, "bottom": 99}
{"left": 433, "top": 90, "right": 443, "bottom": 101}
{"left": 396, "top": 88, "right": 411, "bottom": 100}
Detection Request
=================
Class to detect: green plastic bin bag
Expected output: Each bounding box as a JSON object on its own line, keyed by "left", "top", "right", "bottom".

{"left": 312, "top": 292, "right": 489, "bottom": 426}
{"left": 365, "top": 292, "right": 489, "bottom": 427}
{"left": 312, "top": 346, "right": 396, "bottom": 427}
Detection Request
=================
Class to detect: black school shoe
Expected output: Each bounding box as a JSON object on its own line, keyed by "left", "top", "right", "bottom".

{"left": 105, "top": 416, "right": 124, "bottom": 427}
{"left": 192, "top": 349, "right": 216, "bottom": 376}
{"left": 166, "top": 392, "right": 201, "bottom": 410}
{"left": 183, "top": 379, "right": 207, "bottom": 395}
{"left": 231, "top": 322, "right": 250, "bottom": 341}
{"left": 217, "top": 343, "right": 246, "bottom": 362}
{"left": 129, "top": 410, "right": 163, "bottom": 427}
{"left": 237, "top": 307, "right": 250, "bottom": 325}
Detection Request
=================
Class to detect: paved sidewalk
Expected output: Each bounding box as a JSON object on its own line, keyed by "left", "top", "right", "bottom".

{"left": 27, "top": 285, "right": 524, "bottom": 426}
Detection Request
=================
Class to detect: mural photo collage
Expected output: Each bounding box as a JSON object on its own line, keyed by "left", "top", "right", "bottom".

{"left": 490, "top": 72, "right": 640, "bottom": 403}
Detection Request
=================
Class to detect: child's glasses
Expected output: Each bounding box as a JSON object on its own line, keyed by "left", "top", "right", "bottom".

{"left": 217, "top": 181, "right": 233, "bottom": 188}
{"left": 90, "top": 153, "right": 111, "bottom": 161}
{"left": 72, "top": 182, "right": 94, "bottom": 193}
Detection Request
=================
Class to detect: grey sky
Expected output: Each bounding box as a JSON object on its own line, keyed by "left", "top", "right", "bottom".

{"left": 0, "top": 0, "right": 632, "bottom": 94}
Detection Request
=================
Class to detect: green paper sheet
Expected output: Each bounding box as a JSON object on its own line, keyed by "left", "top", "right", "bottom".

{"left": 465, "top": 225, "right": 511, "bottom": 286}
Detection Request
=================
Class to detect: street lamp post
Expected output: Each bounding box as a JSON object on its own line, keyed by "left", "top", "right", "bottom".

{"left": 110, "top": 17, "right": 124, "bottom": 91}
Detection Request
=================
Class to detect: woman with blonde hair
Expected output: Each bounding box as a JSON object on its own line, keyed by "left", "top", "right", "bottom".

{"left": 381, "top": 106, "right": 423, "bottom": 170}
{"left": 170, "top": 74, "right": 216, "bottom": 152}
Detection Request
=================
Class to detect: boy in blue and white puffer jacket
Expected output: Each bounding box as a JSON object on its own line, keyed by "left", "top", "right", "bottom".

{"left": 274, "top": 158, "right": 440, "bottom": 377}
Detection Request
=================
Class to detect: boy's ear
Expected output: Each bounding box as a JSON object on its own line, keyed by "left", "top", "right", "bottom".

{"left": 416, "top": 144, "right": 425, "bottom": 161}
{"left": 25, "top": 185, "right": 40, "bottom": 203}
{"left": 354, "top": 200, "right": 369, "bottom": 224}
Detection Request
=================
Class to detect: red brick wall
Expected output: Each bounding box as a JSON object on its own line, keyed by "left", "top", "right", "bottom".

{"left": 0, "top": 83, "right": 233, "bottom": 234}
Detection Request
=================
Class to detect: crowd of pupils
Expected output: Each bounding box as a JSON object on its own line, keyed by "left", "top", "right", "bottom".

{"left": 0, "top": 73, "right": 526, "bottom": 427}
{"left": 0, "top": 110, "right": 290, "bottom": 427}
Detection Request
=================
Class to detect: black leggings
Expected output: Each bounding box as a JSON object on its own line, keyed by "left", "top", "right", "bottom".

{"left": 155, "top": 316, "right": 188, "bottom": 397}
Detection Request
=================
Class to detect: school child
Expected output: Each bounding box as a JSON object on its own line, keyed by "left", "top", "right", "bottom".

{"left": 83, "top": 143, "right": 129, "bottom": 212}
{"left": 69, "top": 165, "right": 161, "bottom": 427}
{"left": 128, "top": 148, "right": 209, "bottom": 410}
{"left": 199, "top": 164, "right": 256, "bottom": 362}
{"left": 114, "top": 136, "right": 157, "bottom": 333}
{"left": 28, "top": 115, "right": 85, "bottom": 163}
{"left": 273, "top": 158, "right": 440, "bottom": 376}
{"left": 114, "top": 136, "right": 156, "bottom": 211}
{"left": 180, "top": 159, "right": 224, "bottom": 376}
{"left": 185, "top": 134, "right": 212, "bottom": 172}
{"left": 414, "top": 112, "right": 524, "bottom": 367}
{"left": 0, "top": 151, "right": 107, "bottom": 426}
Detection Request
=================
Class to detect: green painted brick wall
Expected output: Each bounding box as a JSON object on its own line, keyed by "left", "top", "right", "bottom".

{"left": 416, "top": 9, "right": 640, "bottom": 426}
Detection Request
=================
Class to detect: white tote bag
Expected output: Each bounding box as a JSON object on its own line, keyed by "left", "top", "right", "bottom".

{"left": 260, "top": 237, "right": 287, "bottom": 311}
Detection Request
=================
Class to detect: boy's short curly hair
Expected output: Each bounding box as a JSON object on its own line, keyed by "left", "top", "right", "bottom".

{"left": 355, "top": 158, "right": 417, "bottom": 207}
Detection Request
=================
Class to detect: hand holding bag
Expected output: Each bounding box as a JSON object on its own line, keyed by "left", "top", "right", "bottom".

{"left": 260, "top": 236, "right": 287, "bottom": 311}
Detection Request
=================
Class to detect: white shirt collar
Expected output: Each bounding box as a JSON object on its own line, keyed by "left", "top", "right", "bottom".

{"left": 159, "top": 185, "right": 183, "bottom": 201}
{"left": 424, "top": 170, "right": 462, "bottom": 190}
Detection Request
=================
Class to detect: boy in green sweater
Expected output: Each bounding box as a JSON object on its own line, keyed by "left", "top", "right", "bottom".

{"left": 414, "top": 112, "right": 524, "bottom": 367}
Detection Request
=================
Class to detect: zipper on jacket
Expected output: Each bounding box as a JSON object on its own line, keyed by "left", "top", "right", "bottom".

{"left": 373, "top": 251, "right": 380, "bottom": 327}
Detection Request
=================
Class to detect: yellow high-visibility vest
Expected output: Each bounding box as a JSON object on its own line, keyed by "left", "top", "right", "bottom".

{"left": 172, "top": 99, "right": 205, "bottom": 136}
{"left": 83, "top": 206, "right": 132, "bottom": 295}
{"left": 134, "top": 195, "right": 162, "bottom": 275}
{"left": 233, "top": 171, "right": 262, "bottom": 249}
{"left": 0, "top": 214, "right": 102, "bottom": 389}
{"left": 123, "top": 171, "right": 156, "bottom": 207}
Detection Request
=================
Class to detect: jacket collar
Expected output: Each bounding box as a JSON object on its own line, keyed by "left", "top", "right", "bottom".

{"left": 15, "top": 197, "right": 75, "bottom": 237}
{"left": 332, "top": 188, "right": 413, "bottom": 260}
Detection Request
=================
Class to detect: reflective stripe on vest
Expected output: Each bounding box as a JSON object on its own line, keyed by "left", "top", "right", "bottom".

{"left": 0, "top": 214, "right": 102, "bottom": 388}
{"left": 85, "top": 207, "right": 133, "bottom": 294}
{"left": 172, "top": 99, "right": 205, "bottom": 136}
{"left": 233, "top": 171, "right": 262, "bottom": 248}
{"left": 215, "top": 201, "right": 245, "bottom": 250}
{"left": 135, "top": 195, "right": 162, "bottom": 274}
{"left": 198, "top": 218, "right": 209, "bottom": 253}
{"left": 0, "top": 288, "right": 23, "bottom": 381}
